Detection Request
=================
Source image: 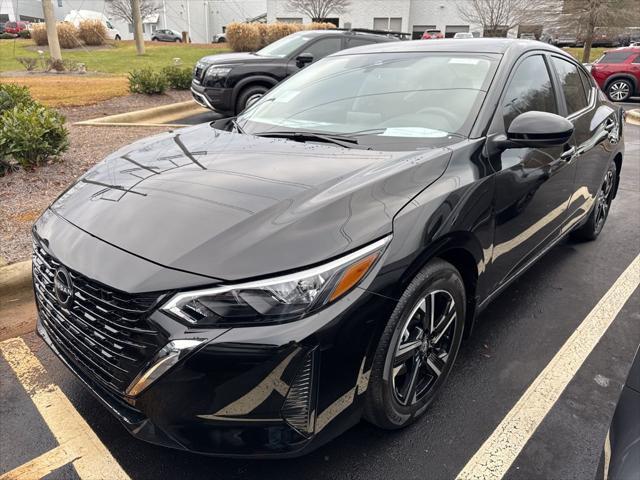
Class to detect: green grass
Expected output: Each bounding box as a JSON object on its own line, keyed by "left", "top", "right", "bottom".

{"left": 0, "top": 39, "right": 230, "bottom": 74}
{"left": 563, "top": 47, "right": 607, "bottom": 63}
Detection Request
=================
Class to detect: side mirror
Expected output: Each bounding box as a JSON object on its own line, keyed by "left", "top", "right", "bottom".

{"left": 504, "top": 111, "right": 574, "bottom": 149}
{"left": 296, "top": 52, "right": 314, "bottom": 68}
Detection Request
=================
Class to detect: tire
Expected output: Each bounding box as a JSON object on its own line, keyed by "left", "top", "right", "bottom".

{"left": 151, "top": 37, "right": 158, "bottom": 41}
{"left": 364, "top": 258, "right": 466, "bottom": 430}
{"left": 235, "top": 85, "right": 268, "bottom": 114}
{"left": 114, "top": 35, "right": 121, "bottom": 41}
{"left": 571, "top": 160, "right": 617, "bottom": 242}
{"left": 606, "top": 79, "right": 632, "bottom": 102}
{"left": 175, "top": 38, "right": 181, "bottom": 43}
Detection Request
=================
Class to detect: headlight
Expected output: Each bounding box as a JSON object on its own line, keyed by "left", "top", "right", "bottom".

{"left": 161, "top": 236, "right": 391, "bottom": 326}
{"left": 204, "top": 65, "right": 232, "bottom": 81}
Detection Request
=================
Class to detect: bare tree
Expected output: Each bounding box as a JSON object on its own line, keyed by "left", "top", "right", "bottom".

{"left": 456, "top": 0, "right": 546, "bottom": 37}
{"left": 549, "top": 0, "right": 640, "bottom": 63}
{"left": 286, "top": 0, "right": 351, "bottom": 21}
{"left": 106, "top": 0, "right": 160, "bottom": 25}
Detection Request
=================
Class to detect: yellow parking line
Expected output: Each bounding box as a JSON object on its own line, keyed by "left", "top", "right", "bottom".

{"left": 456, "top": 253, "right": 640, "bottom": 480}
{"left": 0, "top": 445, "right": 77, "bottom": 480}
{"left": 0, "top": 337, "right": 130, "bottom": 480}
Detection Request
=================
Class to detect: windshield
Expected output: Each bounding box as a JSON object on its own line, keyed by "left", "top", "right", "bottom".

{"left": 238, "top": 52, "right": 499, "bottom": 148}
{"left": 256, "top": 33, "right": 311, "bottom": 57}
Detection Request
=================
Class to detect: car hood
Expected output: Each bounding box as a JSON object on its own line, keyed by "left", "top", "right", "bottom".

{"left": 198, "top": 52, "right": 266, "bottom": 66}
{"left": 51, "top": 125, "right": 452, "bottom": 281}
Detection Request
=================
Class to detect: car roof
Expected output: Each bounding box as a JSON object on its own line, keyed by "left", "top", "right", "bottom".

{"left": 293, "top": 29, "right": 398, "bottom": 42}
{"left": 332, "top": 38, "right": 570, "bottom": 57}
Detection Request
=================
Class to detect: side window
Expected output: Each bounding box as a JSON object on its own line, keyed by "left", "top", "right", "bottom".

{"left": 502, "top": 55, "right": 557, "bottom": 130}
{"left": 633, "top": 55, "right": 640, "bottom": 64}
{"left": 578, "top": 68, "right": 593, "bottom": 103}
{"left": 551, "top": 57, "right": 588, "bottom": 115}
{"left": 347, "top": 38, "right": 374, "bottom": 49}
{"left": 599, "top": 52, "right": 632, "bottom": 64}
{"left": 304, "top": 37, "right": 343, "bottom": 61}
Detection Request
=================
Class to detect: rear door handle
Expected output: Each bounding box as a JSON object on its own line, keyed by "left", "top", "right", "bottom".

{"left": 560, "top": 146, "right": 576, "bottom": 161}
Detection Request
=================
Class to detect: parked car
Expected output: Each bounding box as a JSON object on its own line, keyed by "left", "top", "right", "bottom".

{"left": 0, "top": 22, "right": 6, "bottom": 34}
{"left": 554, "top": 33, "right": 582, "bottom": 47}
{"left": 3, "top": 21, "right": 30, "bottom": 36}
{"left": 151, "top": 29, "right": 182, "bottom": 42}
{"left": 422, "top": 29, "right": 443, "bottom": 39}
{"left": 213, "top": 32, "right": 226, "bottom": 43}
{"left": 519, "top": 33, "right": 537, "bottom": 40}
{"left": 595, "top": 348, "right": 640, "bottom": 480}
{"left": 590, "top": 46, "right": 640, "bottom": 101}
{"left": 64, "top": 10, "right": 121, "bottom": 40}
{"left": 453, "top": 32, "right": 474, "bottom": 39}
{"left": 34, "top": 38, "right": 624, "bottom": 458}
{"left": 191, "top": 29, "right": 398, "bottom": 114}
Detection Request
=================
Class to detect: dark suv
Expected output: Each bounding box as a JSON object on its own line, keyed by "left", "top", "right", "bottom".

{"left": 191, "top": 29, "right": 398, "bottom": 114}
{"left": 591, "top": 47, "right": 640, "bottom": 101}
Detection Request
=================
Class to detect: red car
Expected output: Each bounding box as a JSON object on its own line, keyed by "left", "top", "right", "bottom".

{"left": 4, "top": 21, "right": 30, "bottom": 36}
{"left": 590, "top": 46, "right": 640, "bottom": 102}
{"left": 422, "top": 29, "right": 443, "bottom": 40}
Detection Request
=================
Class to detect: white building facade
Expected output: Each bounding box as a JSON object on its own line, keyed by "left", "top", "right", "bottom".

{"left": 0, "top": 0, "right": 267, "bottom": 44}
{"left": 266, "top": 0, "right": 517, "bottom": 38}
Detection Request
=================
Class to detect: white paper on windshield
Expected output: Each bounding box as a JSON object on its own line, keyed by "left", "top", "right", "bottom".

{"left": 275, "top": 90, "right": 300, "bottom": 102}
{"left": 381, "top": 127, "right": 449, "bottom": 138}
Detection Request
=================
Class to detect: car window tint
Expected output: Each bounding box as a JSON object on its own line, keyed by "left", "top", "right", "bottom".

{"left": 578, "top": 68, "right": 593, "bottom": 103}
{"left": 503, "top": 55, "right": 557, "bottom": 130}
{"left": 599, "top": 52, "right": 632, "bottom": 64}
{"left": 551, "top": 57, "right": 588, "bottom": 115}
{"left": 304, "top": 37, "right": 343, "bottom": 60}
{"left": 347, "top": 38, "right": 374, "bottom": 48}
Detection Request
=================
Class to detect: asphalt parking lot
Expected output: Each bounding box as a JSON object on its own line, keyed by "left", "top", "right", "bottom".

{"left": 1, "top": 120, "right": 639, "bottom": 480}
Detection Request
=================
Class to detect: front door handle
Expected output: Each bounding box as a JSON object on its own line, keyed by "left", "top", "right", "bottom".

{"left": 560, "top": 146, "right": 576, "bottom": 161}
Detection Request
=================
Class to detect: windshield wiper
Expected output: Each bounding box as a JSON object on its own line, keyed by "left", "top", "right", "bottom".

{"left": 253, "top": 131, "right": 367, "bottom": 149}
{"left": 231, "top": 118, "right": 246, "bottom": 134}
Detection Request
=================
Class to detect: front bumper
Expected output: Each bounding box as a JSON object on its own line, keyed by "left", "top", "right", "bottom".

{"left": 36, "top": 278, "right": 397, "bottom": 458}
{"left": 191, "top": 82, "right": 233, "bottom": 113}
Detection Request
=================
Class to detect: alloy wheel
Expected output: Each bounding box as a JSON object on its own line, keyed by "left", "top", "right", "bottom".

{"left": 608, "top": 81, "right": 630, "bottom": 101}
{"left": 392, "top": 290, "right": 457, "bottom": 406}
{"left": 595, "top": 168, "right": 615, "bottom": 232}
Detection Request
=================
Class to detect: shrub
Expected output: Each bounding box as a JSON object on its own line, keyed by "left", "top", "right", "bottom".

{"left": 57, "top": 22, "right": 80, "bottom": 48}
{"left": 31, "top": 24, "right": 48, "bottom": 45}
{"left": 44, "top": 58, "right": 66, "bottom": 72}
{"left": 16, "top": 56, "right": 39, "bottom": 71}
{"left": 128, "top": 68, "right": 168, "bottom": 94}
{"left": 0, "top": 83, "right": 37, "bottom": 111}
{"left": 0, "top": 105, "right": 69, "bottom": 168}
{"left": 18, "top": 29, "right": 31, "bottom": 39}
{"left": 162, "top": 65, "right": 192, "bottom": 90}
{"left": 78, "top": 19, "right": 107, "bottom": 46}
{"left": 0, "top": 33, "right": 15, "bottom": 39}
{"left": 226, "top": 22, "right": 262, "bottom": 52}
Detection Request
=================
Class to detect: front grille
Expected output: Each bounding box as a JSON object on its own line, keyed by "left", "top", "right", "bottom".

{"left": 32, "top": 239, "right": 166, "bottom": 394}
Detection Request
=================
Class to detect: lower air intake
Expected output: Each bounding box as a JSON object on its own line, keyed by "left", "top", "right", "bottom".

{"left": 281, "top": 350, "right": 316, "bottom": 435}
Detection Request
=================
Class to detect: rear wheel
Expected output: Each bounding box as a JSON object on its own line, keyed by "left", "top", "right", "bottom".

{"left": 571, "top": 160, "right": 617, "bottom": 241}
{"left": 364, "top": 259, "right": 465, "bottom": 429}
{"left": 606, "top": 79, "right": 632, "bottom": 102}
{"left": 235, "top": 85, "right": 268, "bottom": 114}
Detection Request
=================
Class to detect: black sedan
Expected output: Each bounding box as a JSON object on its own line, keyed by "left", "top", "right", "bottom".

{"left": 34, "top": 39, "right": 624, "bottom": 458}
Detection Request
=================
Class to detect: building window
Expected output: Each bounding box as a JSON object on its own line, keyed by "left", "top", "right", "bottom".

{"left": 373, "top": 17, "right": 402, "bottom": 32}
{"left": 276, "top": 17, "right": 303, "bottom": 24}
{"left": 128, "top": 23, "right": 134, "bottom": 34}
{"left": 57, "top": 0, "right": 63, "bottom": 7}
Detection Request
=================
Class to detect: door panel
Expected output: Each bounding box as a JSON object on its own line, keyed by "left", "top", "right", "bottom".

{"left": 489, "top": 54, "right": 576, "bottom": 287}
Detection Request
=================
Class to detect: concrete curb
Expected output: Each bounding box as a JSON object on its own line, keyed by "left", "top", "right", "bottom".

{"left": 626, "top": 109, "right": 640, "bottom": 125}
{"left": 74, "top": 100, "right": 208, "bottom": 127}
{"left": 0, "top": 260, "right": 32, "bottom": 299}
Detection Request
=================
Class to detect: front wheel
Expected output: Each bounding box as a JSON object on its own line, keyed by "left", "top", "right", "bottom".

{"left": 606, "top": 79, "right": 632, "bottom": 102}
{"left": 235, "top": 85, "right": 268, "bottom": 114}
{"left": 364, "top": 259, "right": 465, "bottom": 429}
{"left": 571, "top": 160, "right": 617, "bottom": 241}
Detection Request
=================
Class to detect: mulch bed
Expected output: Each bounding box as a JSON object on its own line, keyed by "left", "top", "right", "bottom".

{"left": 0, "top": 90, "right": 194, "bottom": 264}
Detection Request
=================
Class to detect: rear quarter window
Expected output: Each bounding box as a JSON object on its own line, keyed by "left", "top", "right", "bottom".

{"left": 598, "top": 52, "right": 633, "bottom": 64}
